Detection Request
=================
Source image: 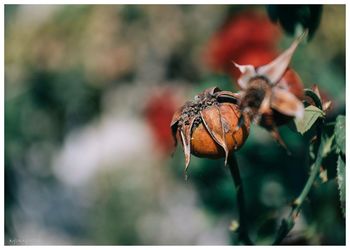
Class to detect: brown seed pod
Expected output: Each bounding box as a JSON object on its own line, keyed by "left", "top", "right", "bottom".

{"left": 170, "top": 87, "right": 250, "bottom": 170}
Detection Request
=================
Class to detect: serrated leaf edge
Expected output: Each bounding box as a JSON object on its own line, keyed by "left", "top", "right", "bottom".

{"left": 336, "top": 155, "right": 345, "bottom": 217}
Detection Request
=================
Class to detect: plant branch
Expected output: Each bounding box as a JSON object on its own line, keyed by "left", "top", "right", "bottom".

{"left": 228, "top": 154, "right": 254, "bottom": 245}
{"left": 273, "top": 127, "right": 325, "bottom": 245}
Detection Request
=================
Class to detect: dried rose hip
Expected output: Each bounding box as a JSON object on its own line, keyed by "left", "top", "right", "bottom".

{"left": 171, "top": 87, "right": 250, "bottom": 170}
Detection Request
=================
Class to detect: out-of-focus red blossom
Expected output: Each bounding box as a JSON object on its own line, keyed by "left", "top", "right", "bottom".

{"left": 144, "top": 88, "right": 183, "bottom": 155}
{"left": 204, "top": 10, "right": 281, "bottom": 77}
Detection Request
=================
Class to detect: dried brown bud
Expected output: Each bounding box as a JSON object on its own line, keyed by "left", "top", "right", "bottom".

{"left": 171, "top": 87, "right": 250, "bottom": 170}
{"left": 233, "top": 30, "right": 308, "bottom": 149}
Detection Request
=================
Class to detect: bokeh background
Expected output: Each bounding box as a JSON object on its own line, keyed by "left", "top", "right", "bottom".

{"left": 5, "top": 5, "right": 345, "bottom": 245}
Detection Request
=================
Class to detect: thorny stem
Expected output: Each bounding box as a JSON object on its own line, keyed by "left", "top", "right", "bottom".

{"left": 273, "top": 123, "right": 325, "bottom": 245}
{"left": 228, "top": 124, "right": 325, "bottom": 245}
{"left": 228, "top": 154, "right": 254, "bottom": 245}
{"left": 226, "top": 89, "right": 326, "bottom": 245}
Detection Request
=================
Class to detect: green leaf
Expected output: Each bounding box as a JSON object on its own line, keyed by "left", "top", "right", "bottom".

{"left": 335, "top": 115, "right": 345, "bottom": 154}
{"left": 294, "top": 105, "right": 325, "bottom": 134}
{"left": 336, "top": 155, "right": 345, "bottom": 217}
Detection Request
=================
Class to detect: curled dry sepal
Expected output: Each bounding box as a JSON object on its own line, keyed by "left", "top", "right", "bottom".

{"left": 233, "top": 30, "right": 308, "bottom": 148}
{"left": 171, "top": 87, "right": 250, "bottom": 170}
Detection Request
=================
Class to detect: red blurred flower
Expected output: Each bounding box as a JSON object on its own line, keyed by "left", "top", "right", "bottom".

{"left": 204, "top": 10, "right": 281, "bottom": 78}
{"left": 144, "top": 87, "right": 183, "bottom": 155}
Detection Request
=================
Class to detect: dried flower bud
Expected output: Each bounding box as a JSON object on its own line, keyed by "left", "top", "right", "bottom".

{"left": 171, "top": 87, "right": 250, "bottom": 170}
{"left": 233, "top": 30, "right": 308, "bottom": 149}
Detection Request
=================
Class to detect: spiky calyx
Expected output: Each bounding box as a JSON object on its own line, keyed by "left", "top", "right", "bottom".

{"left": 171, "top": 87, "right": 250, "bottom": 171}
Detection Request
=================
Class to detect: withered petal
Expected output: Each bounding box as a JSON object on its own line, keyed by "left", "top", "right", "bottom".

{"left": 200, "top": 106, "right": 229, "bottom": 165}
{"left": 180, "top": 116, "right": 196, "bottom": 171}
{"left": 271, "top": 88, "right": 304, "bottom": 119}
{"left": 257, "top": 30, "right": 307, "bottom": 84}
{"left": 233, "top": 62, "right": 256, "bottom": 90}
{"left": 179, "top": 130, "right": 191, "bottom": 170}
{"left": 170, "top": 109, "right": 183, "bottom": 147}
